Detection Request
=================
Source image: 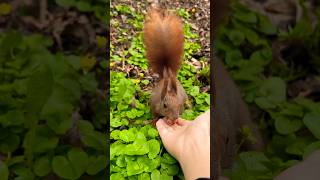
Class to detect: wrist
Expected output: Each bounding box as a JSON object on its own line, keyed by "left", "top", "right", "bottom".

{"left": 179, "top": 153, "right": 210, "bottom": 180}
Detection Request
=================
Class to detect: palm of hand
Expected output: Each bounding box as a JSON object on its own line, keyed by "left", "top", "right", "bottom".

{"left": 156, "top": 111, "right": 210, "bottom": 162}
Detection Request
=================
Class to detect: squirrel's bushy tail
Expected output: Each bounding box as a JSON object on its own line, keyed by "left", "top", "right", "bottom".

{"left": 143, "top": 8, "right": 184, "bottom": 77}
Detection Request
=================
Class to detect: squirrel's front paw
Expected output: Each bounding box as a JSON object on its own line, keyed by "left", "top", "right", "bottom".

{"left": 166, "top": 119, "right": 177, "bottom": 126}
{"left": 151, "top": 118, "right": 159, "bottom": 127}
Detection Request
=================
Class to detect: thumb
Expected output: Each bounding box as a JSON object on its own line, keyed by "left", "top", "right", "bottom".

{"left": 156, "top": 119, "right": 171, "bottom": 140}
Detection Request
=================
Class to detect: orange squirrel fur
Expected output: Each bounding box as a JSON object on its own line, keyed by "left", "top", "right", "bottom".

{"left": 143, "top": 7, "right": 187, "bottom": 124}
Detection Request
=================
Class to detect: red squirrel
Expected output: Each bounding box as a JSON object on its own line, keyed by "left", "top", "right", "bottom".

{"left": 143, "top": 7, "right": 188, "bottom": 125}
{"left": 142, "top": 3, "right": 265, "bottom": 179}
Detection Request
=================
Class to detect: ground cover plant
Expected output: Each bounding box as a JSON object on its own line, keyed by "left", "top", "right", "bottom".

{"left": 215, "top": 0, "right": 320, "bottom": 179}
{"left": 0, "top": 0, "right": 108, "bottom": 179}
{"left": 110, "top": 1, "right": 210, "bottom": 179}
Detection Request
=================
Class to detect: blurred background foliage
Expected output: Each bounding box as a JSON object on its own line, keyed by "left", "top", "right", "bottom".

{"left": 0, "top": 0, "right": 108, "bottom": 179}
{"left": 110, "top": 1, "right": 210, "bottom": 179}
{"left": 216, "top": 0, "right": 320, "bottom": 179}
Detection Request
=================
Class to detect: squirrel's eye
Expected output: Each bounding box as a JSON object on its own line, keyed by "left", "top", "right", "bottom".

{"left": 163, "top": 103, "right": 167, "bottom": 108}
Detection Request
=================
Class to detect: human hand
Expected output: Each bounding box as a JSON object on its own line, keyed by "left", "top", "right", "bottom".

{"left": 275, "top": 150, "right": 320, "bottom": 180}
{"left": 156, "top": 110, "right": 210, "bottom": 180}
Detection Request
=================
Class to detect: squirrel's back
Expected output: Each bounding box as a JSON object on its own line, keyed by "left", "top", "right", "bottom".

{"left": 143, "top": 8, "right": 184, "bottom": 77}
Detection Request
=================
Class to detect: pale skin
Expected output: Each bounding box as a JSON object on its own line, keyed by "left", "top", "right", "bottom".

{"left": 157, "top": 108, "right": 320, "bottom": 180}
{"left": 156, "top": 110, "right": 210, "bottom": 180}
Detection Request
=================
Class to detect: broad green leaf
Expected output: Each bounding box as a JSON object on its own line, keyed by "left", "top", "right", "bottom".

{"left": 52, "top": 156, "right": 74, "bottom": 179}
{"left": 119, "top": 129, "right": 136, "bottom": 142}
{"left": 66, "top": 148, "right": 89, "bottom": 176}
{"left": 160, "top": 174, "right": 173, "bottom": 180}
{"left": 41, "top": 84, "right": 74, "bottom": 119}
{"left": 238, "top": 151, "right": 270, "bottom": 173}
{"left": 126, "top": 109, "right": 144, "bottom": 119}
{"left": 110, "top": 117, "right": 128, "bottom": 128}
{"left": 161, "top": 153, "right": 177, "bottom": 164}
{"left": 113, "top": 78, "right": 136, "bottom": 104}
{"left": 45, "top": 114, "right": 72, "bottom": 135}
{"left": 79, "top": 73, "right": 98, "bottom": 93}
{"left": 126, "top": 158, "right": 145, "bottom": 176}
{"left": 250, "top": 48, "right": 273, "bottom": 66}
{"left": 161, "top": 163, "right": 179, "bottom": 176}
{"left": 147, "top": 128, "right": 159, "bottom": 138}
{"left": 138, "top": 173, "right": 150, "bottom": 180}
{"left": 76, "top": 1, "right": 92, "bottom": 12}
{"left": 151, "top": 170, "right": 161, "bottom": 180}
{"left": 66, "top": 55, "right": 81, "bottom": 70}
{"left": 234, "top": 10, "right": 257, "bottom": 23}
{"left": 126, "top": 155, "right": 160, "bottom": 176}
{"left": 239, "top": 25, "right": 264, "bottom": 46}
{"left": 227, "top": 30, "right": 245, "bottom": 46}
{"left": 0, "top": 134, "right": 19, "bottom": 153}
{"left": 52, "top": 148, "right": 89, "bottom": 179}
{"left": 285, "top": 18, "right": 314, "bottom": 39}
{"left": 280, "top": 102, "right": 304, "bottom": 117}
{"left": 26, "top": 61, "right": 54, "bottom": 125}
{"left": 31, "top": 127, "right": 59, "bottom": 154}
{"left": 57, "top": 78, "right": 81, "bottom": 102}
{"left": 135, "top": 132, "right": 147, "bottom": 141}
{"left": 255, "top": 77, "right": 286, "bottom": 109}
{"left": 258, "top": 15, "right": 277, "bottom": 35}
{"left": 110, "top": 164, "right": 124, "bottom": 173}
{"left": 86, "top": 155, "right": 108, "bottom": 175}
{"left": 146, "top": 156, "right": 161, "bottom": 172}
{"left": 110, "top": 141, "right": 126, "bottom": 160}
{"left": 148, "top": 140, "right": 160, "bottom": 159}
{"left": 294, "top": 98, "right": 320, "bottom": 113}
{"left": 286, "top": 137, "right": 314, "bottom": 156}
{"left": 110, "top": 173, "right": 125, "bottom": 180}
{"left": 13, "top": 167, "right": 34, "bottom": 180}
{"left": 189, "top": 86, "right": 199, "bottom": 97}
{"left": 111, "top": 130, "right": 121, "bottom": 140}
{"left": 24, "top": 34, "right": 53, "bottom": 48}
{"left": 140, "top": 125, "right": 151, "bottom": 137}
{"left": 33, "top": 156, "right": 51, "bottom": 177}
{"left": 268, "top": 134, "right": 297, "bottom": 158}
{"left": 0, "top": 31, "right": 22, "bottom": 53}
{"left": 225, "top": 50, "right": 243, "bottom": 67}
{"left": 231, "top": 63, "right": 262, "bottom": 82}
{"left": 303, "top": 112, "right": 320, "bottom": 139}
{"left": 81, "top": 130, "right": 107, "bottom": 151}
{"left": 116, "top": 155, "right": 126, "bottom": 168}
{"left": 78, "top": 120, "right": 95, "bottom": 133}
{"left": 275, "top": 116, "right": 302, "bottom": 135}
{"left": 0, "top": 110, "right": 24, "bottom": 127}
{"left": 125, "top": 140, "right": 149, "bottom": 156}
{"left": 7, "top": 156, "right": 24, "bottom": 167}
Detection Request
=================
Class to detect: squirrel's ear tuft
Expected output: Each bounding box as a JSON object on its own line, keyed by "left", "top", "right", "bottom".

{"left": 169, "top": 78, "right": 177, "bottom": 95}
{"left": 161, "top": 79, "right": 168, "bottom": 100}
{"left": 167, "top": 69, "right": 177, "bottom": 95}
